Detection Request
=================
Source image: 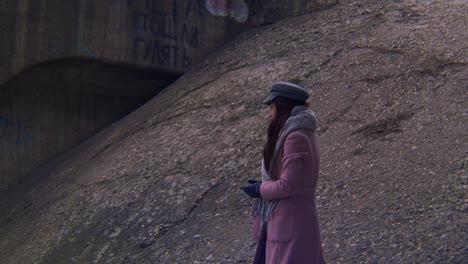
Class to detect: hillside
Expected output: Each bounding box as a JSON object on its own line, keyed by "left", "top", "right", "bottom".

{"left": 0, "top": 0, "right": 466, "bottom": 263}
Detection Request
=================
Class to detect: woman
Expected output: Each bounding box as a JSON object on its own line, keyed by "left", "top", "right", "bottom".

{"left": 241, "top": 81, "right": 325, "bottom": 264}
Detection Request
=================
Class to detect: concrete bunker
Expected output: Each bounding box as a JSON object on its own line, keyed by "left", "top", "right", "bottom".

{"left": 0, "top": 58, "right": 180, "bottom": 188}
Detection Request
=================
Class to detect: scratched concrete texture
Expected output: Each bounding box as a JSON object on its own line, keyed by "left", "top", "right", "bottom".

{"left": 0, "top": 0, "right": 466, "bottom": 263}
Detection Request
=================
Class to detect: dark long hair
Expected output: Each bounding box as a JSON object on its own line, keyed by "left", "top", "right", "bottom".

{"left": 263, "top": 97, "right": 308, "bottom": 177}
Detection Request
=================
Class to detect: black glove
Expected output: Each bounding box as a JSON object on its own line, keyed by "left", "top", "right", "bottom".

{"left": 240, "top": 179, "right": 262, "bottom": 198}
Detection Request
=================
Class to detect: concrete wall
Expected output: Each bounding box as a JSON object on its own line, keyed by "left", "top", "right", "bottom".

{"left": 0, "top": 0, "right": 249, "bottom": 86}
{"left": 0, "top": 58, "right": 180, "bottom": 187}
{"left": 0, "top": 0, "right": 249, "bottom": 187}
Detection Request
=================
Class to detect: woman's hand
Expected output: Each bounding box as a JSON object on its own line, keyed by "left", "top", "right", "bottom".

{"left": 240, "top": 180, "right": 262, "bottom": 198}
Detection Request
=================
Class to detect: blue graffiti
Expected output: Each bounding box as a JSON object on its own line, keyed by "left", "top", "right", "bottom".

{"left": 73, "top": 40, "right": 96, "bottom": 56}
{"left": 0, "top": 115, "right": 33, "bottom": 145}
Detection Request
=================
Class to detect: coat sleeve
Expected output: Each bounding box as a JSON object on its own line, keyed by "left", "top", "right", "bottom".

{"left": 260, "top": 131, "right": 310, "bottom": 200}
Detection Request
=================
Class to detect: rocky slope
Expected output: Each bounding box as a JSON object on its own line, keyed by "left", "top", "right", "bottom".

{"left": 0, "top": 0, "right": 466, "bottom": 263}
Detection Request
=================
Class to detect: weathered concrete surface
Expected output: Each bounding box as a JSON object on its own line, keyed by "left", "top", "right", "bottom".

{"left": 0, "top": 0, "right": 337, "bottom": 85}
{"left": 0, "top": 0, "right": 249, "bottom": 187}
{"left": 0, "top": 0, "right": 248, "bottom": 85}
{"left": 0, "top": 58, "right": 179, "bottom": 187}
{"left": 0, "top": 0, "right": 466, "bottom": 263}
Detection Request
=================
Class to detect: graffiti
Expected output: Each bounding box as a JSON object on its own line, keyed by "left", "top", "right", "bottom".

{"left": 0, "top": 115, "right": 33, "bottom": 145}
{"left": 185, "top": 0, "right": 204, "bottom": 18}
{"left": 205, "top": 0, "right": 249, "bottom": 23}
{"left": 133, "top": 38, "right": 191, "bottom": 68}
{"left": 131, "top": 11, "right": 199, "bottom": 48}
{"left": 72, "top": 40, "right": 96, "bottom": 57}
{"left": 135, "top": 0, "right": 204, "bottom": 19}
{"left": 129, "top": 0, "right": 204, "bottom": 69}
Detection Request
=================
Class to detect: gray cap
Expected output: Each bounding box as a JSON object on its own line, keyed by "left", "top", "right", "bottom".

{"left": 263, "top": 81, "right": 309, "bottom": 105}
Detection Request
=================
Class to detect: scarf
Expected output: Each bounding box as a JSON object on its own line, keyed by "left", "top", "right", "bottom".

{"left": 251, "top": 106, "right": 318, "bottom": 222}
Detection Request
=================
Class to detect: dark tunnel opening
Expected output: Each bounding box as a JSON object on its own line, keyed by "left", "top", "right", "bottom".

{"left": 0, "top": 58, "right": 181, "bottom": 188}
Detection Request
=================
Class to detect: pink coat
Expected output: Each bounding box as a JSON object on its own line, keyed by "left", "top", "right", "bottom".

{"left": 253, "top": 128, "right": 325, "bottom": 264}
